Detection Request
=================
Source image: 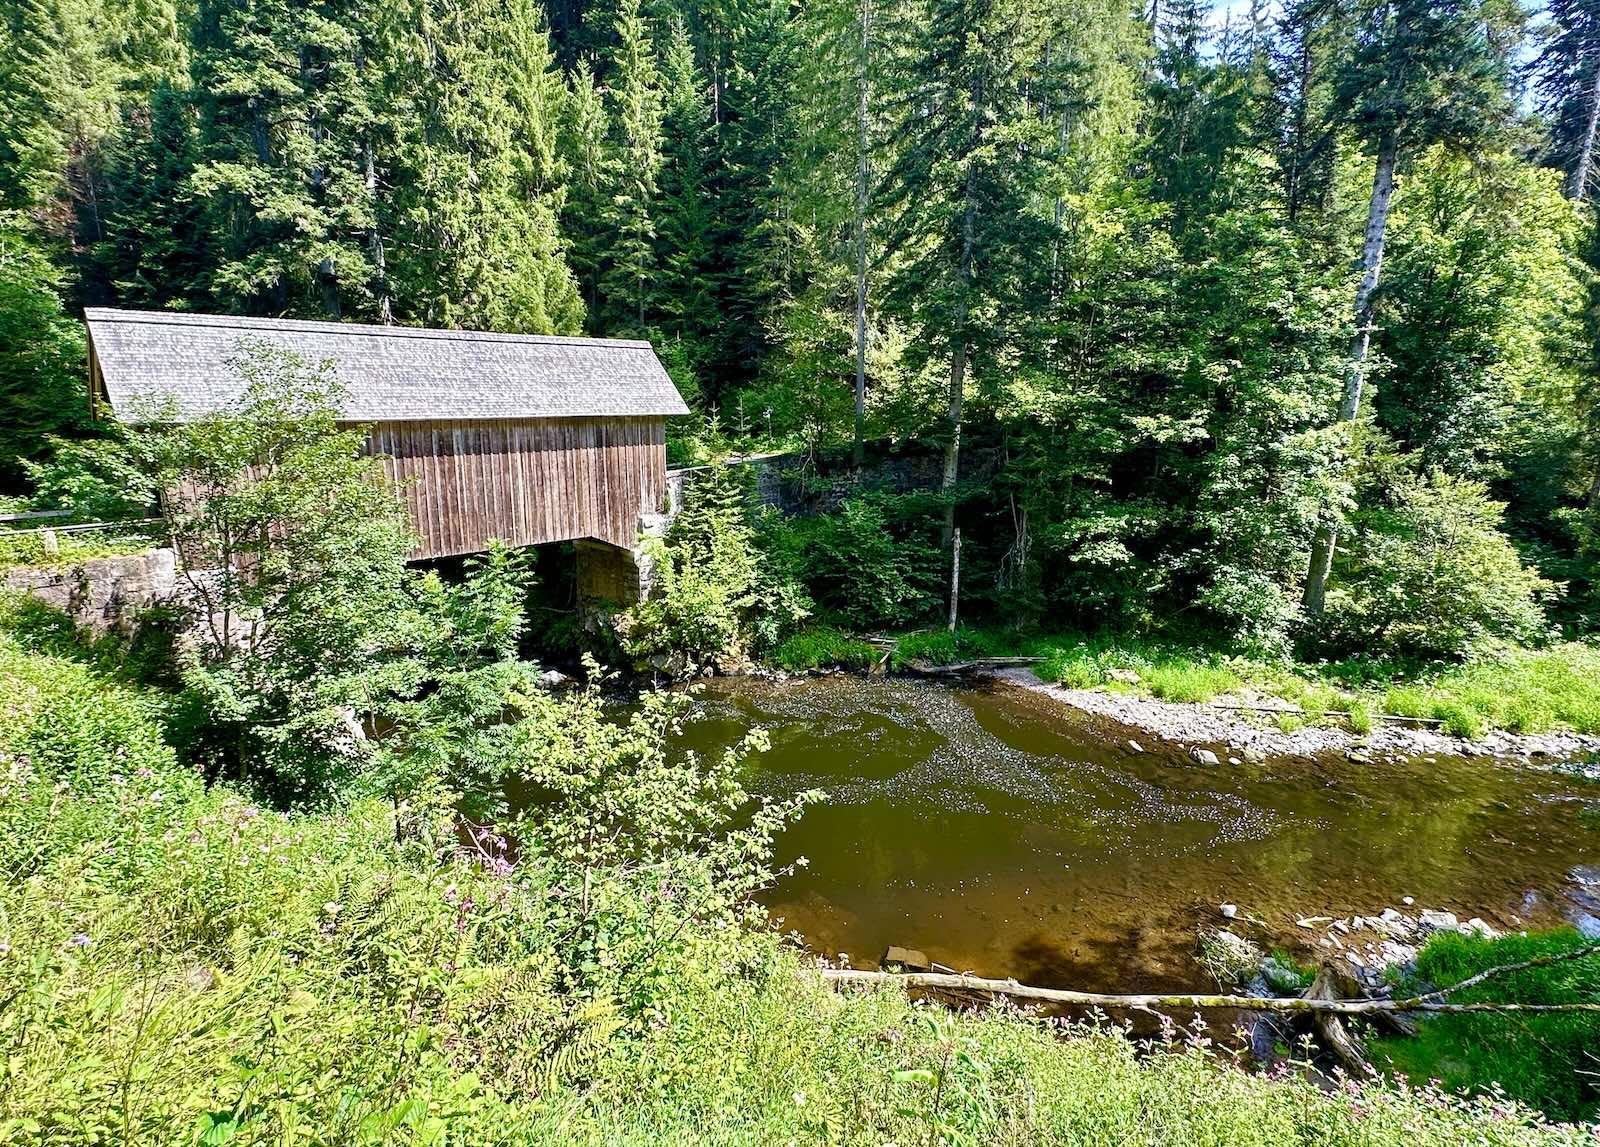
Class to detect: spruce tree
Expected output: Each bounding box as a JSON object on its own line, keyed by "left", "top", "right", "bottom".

{"left": 652, "top": 18, "right": 718, "bottom": 364}
{"left": 877, "top": 0, "right": 1054, "bottom": 548}
{"left": 383, "top": 0, "right": 583, "bottom": 333}
{"left": 599, "top": 0, "right": 664, "bottom": 333}
{"left": 1535, "top": 0, "right": 1600, "bottom": 200}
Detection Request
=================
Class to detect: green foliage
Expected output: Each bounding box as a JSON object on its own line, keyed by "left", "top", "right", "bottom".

{"left": 768, "top": 626, "right": 880, "bottom": 671}
{"left": 1034, "top": 635, "right": 1241, "bottom": 703}
{"left": 775, "top": 493, "right": 941, "bottom": 631}
{"left": 0, "top": 525, "right": 156, "bottom": 570}
{"left": 1372, "top": 929, "right": 1600, "bottom": 1122}
{"left": 0, "top": 632, "right": 1586, "bottom": 1144}
{"left": 1376, "top": 644, "right": 1600, "bottom": 736}
{"left": 622, "top": 469, "right": 809, "bottom": 668}
{"left": 1322, "top": 469, "right": 1555, "bottom": 661}
{"left": 0, "top": 214, "right": 91, "bottom": 491}
{"left": 131, "top": 342, "right": 418, "bottom": 799}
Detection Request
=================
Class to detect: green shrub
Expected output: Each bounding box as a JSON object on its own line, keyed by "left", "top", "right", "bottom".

{"left": 1320, "top": 470, "right": 1554, "bottom": 662}
{"left": 1345, "top": 701, "right": 1373, "bottom": 735}
{"left": 893, "top": 628, "right": 960, "bottom": 666}
{"left": 1372, "top": 929, "right": 1600, "bottom": 1122}
{"left": 623, "top": 468, "right": 809, "bottom": 668}
{"left": 781, "top": 493, "right": 940, "bottom": 630}
{"left": 768, "top": 627, "right": 880, "bottom": 671}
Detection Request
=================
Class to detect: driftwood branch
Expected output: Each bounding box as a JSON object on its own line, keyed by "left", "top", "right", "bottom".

{"left": 1206, "top": 702, "right": 1444, "bottom": 727}
{"left": 820, "top": 959, "right": 1600, "bottom": 1017}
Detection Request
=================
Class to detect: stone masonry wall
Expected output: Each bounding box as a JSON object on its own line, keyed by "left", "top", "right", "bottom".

{"left": 3, "top": 549, "right": 179, "bottom": 635}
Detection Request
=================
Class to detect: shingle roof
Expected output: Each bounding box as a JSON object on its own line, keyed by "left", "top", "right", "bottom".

{"left": 85, "top": 308, "right": 690, "bottom": 422}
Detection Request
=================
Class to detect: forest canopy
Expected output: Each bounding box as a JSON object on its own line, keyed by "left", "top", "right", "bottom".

{"left": 4, "top": 0, "right": 1600, "bottom": 655}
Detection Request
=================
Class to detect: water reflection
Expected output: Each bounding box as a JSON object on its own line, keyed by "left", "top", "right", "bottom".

{"left": 677, "top": 676, "right": 1600, "bottom": 992}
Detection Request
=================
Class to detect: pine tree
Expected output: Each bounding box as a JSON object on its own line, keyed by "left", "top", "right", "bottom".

{"left": 1535, "top": 0, "right": 1600, "bottom": 200}
{"left": 877, "top": 0, "right": 1054, "bottom": 549}
{"left": 598, "top": 0, "right": 664, "bottom": 333}
{"left": 383, "top": 0, "right": 583, "bottom": 333}
{"left": 188, "top": 0, "right": 378, "bottom": 316}
{"left": 92, "top": 81, "right": 207, "bottom": 308}
{"left": 652, "top": 18, "right": 718, "bottom": 365}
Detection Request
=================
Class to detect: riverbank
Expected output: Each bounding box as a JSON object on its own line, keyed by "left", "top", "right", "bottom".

{"left": 9, "top": 630, "right": 1595, "bottom": 1143}
{"left": 994, "top": 666, "right": 1600, "bottom": 762}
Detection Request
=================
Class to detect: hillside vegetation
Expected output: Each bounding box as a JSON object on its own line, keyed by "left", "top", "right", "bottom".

{"left": 3, "top": 625, "right": 1595, "bottom": 1145}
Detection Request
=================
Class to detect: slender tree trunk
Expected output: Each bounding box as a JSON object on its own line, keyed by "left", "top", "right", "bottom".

{"left": 1572, "top": 58, "right": 1600, "bottom": 202}
{"left": 366, "top": 139, "right": 391, "bottom": 323}
{"left": 1286, "top": 33, "right": 1313, "bottom": 226}
{"left": 1303, "top": 132, "right": 1397, "bottom": 615}
{"left": 852, "top": 0, "right": 872, "bottom": 466}
{"left": 942, "top": 178, "right": 974, "bottom": 550}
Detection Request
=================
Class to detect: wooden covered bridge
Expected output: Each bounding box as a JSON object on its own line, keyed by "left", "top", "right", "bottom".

{"left": 84, "top": 308, "right": 689, "bottom": 602}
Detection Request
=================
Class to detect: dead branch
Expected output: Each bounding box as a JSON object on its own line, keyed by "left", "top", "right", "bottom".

{"left": 819, "top": 955, "right": 1600, "bottom": 1017}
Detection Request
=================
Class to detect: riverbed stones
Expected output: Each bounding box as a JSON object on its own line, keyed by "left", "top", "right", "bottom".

{"left": 1191, "top": 747, "right": 1220, "bottom": 766}
{"left": 1127, "top": 739, "right": 1145, "bottom": 753}
{"left": 1418, "top": 909, "right": 1459, "bottom": 933}
{"left": 881, "top": 945, "right": 931, "bottom": 973}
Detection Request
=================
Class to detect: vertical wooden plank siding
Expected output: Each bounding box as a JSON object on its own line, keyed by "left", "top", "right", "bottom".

{"left": 356, "top": 416, "right": 666, "bottom": 560}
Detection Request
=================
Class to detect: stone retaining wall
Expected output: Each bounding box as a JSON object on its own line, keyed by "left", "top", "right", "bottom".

{"left": 2, "top": 549, "right": 179, "bottom": 635}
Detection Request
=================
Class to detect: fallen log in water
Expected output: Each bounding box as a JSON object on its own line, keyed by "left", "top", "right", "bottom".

{"left": 903, "top": 656, "right": 1045, "bottom": 675}
{"left": 819, "top": 941, "right": 1600, "bottom": 1018}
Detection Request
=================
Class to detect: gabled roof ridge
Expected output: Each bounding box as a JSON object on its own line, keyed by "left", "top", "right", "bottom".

{"left": 82, "top": 307, "right": 656, "bottom": 351}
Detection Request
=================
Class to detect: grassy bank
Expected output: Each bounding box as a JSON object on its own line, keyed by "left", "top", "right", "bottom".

{"left": 770, "top": 624, "right": 1600, "bottom": 739}
{"left": 4, "top": 631, "right": 1596, "bottom": 1142}
{"left": 1370, "top": 930, "right": 1600, "bottom": 1123}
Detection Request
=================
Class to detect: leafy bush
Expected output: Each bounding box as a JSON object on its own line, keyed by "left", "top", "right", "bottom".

{"left": 622, "top": 468, "right": 809, "bottom": 669}
{"left": 779, "top": 493, "right": 940, "bottom": 630}
{"left": 768, "top": 627, "right": 881, "bottom": 671}
{"left": 1371, "top": 929, "right": 1600, "bottom": 1122}
{"left": 1321, "top": 471, "right": 1554, "bottom": 661}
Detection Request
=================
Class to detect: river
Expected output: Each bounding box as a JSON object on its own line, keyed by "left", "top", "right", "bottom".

{"left": 675, "top": 674, "right": 1600, "bottom": 992}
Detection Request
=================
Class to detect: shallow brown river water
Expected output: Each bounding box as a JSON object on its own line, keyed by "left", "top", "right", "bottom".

{"left": 676, "top": 676, "right": 1600, "bottom": 993}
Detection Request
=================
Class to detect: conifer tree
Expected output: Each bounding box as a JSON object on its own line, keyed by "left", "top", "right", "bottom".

{"left": 187, "top": 0, "right": 381, "bottom": 317}
{"left": 877, "top": 0, "right": 1054, "bottom": 547}
{"left": 1535, "top": 0, "right": 1600, "bottom": 200}
{"left": 653, "top": 18, "right": 718, "bottom": 363}
{"left": 383, "top": 0, "right": 583, "bottom": 333}
{"left": 599, "top": 0, "right": 664, "bottom": 333}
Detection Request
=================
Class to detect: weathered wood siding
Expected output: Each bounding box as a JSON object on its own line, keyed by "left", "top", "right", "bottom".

{"left": 362, "top": 416, "right": 666, "bottom": 559}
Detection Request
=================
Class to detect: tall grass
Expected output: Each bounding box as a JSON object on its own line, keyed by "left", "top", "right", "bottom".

{"left": 1, "top": 630, "right": 1586, "bottom": 1142}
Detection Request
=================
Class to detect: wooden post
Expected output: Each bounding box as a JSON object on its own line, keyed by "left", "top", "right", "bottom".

{"left": 947, "top": 527, "right": 960, "bottom": 633}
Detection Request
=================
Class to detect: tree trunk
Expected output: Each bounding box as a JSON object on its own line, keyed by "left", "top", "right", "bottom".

{"left": 942, "top": 155, "right": 977, "bottom": 551}
{"left": 1303, "top": 132, "right": 1397, "bottom": 616}
{"left": 366, "top": 139, "right": 391, "bottom": 323}
{"left": 852, "top": 0, "right": 872, "bottom": 467}
{"left": 947, "top": 528, "right": 961, "bottom": 632}
{"left": 1572, "top": 57, "right": 1600, "bottom": 202}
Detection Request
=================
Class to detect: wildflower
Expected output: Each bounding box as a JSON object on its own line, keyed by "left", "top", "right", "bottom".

{"left": 0, "top": 940, "right": 11, "bottom": 955}
{"left": 68, "top": 933, "right": 91, "bottom": 948}
{"left": 323, "top": 901, "right": 342, "bottom": 916}
{"left": 793, "top": 1091, "right": 806, "bottom": 1107}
